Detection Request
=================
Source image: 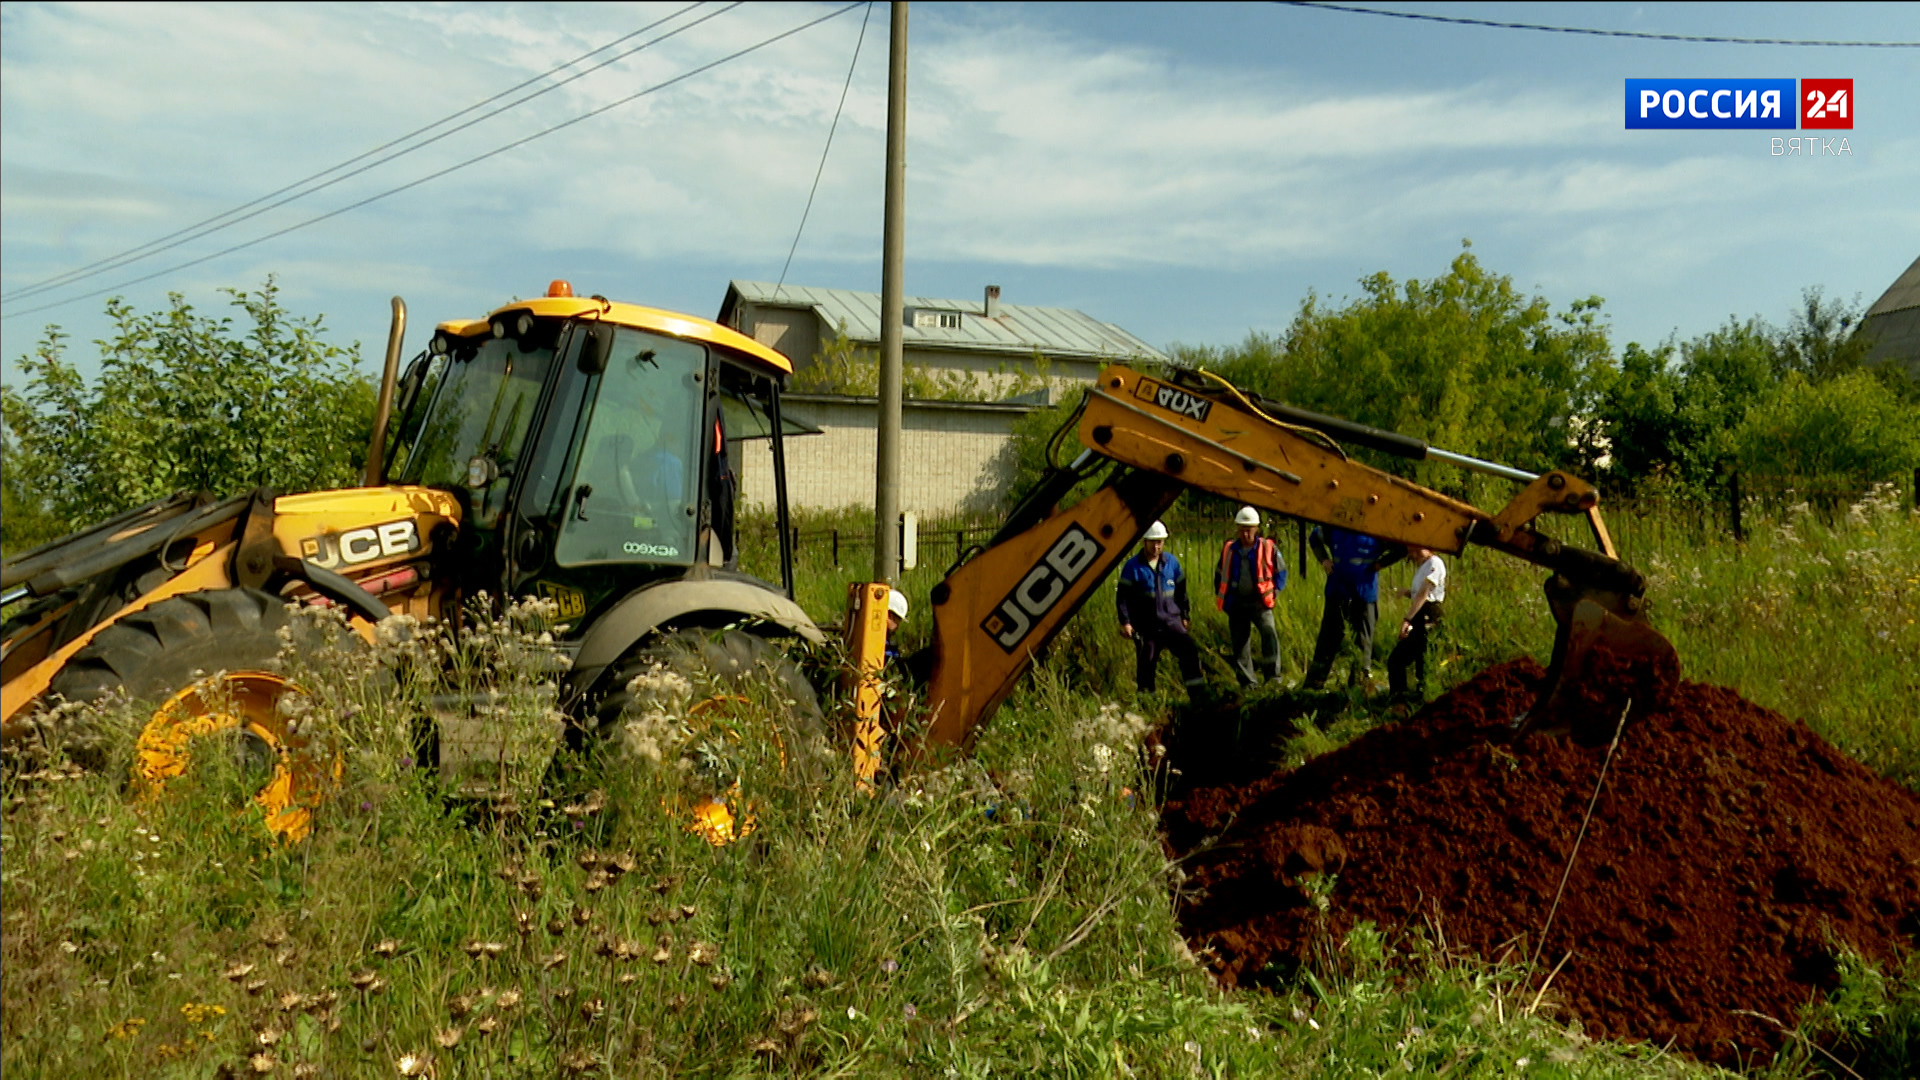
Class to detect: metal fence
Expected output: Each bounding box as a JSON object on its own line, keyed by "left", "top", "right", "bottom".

{"left": 1604, "top": 467, "right": 1920, "bottom": 542}
{"left": 738, "top": 467, "right": 1919, "bottom": 568}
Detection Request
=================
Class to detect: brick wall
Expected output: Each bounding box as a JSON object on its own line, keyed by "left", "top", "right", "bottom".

{"left": 732, "top": 396, "right": 1037, "bottom": 516}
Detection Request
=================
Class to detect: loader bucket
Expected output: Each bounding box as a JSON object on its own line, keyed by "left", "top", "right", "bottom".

{"left": 1516, "top": 598, "right": 1681, "bottom": 746}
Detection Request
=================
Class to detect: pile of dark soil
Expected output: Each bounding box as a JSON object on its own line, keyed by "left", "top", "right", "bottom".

{"left": 1162, "top": 659, "right": 1920, "bottom": 1066}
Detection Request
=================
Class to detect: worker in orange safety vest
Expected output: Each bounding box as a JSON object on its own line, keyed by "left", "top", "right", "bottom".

{"left": 1213, "top": 506, "right": 1288, "bottom": 687}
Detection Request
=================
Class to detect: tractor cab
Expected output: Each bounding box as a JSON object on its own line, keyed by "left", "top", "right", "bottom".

{"left": 381, "top": 281, "right": 806, "bottom": 632}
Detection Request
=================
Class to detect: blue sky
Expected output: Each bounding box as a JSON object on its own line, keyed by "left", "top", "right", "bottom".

{"left": 3, "top": 2, "right": 1916, "bottom": 382}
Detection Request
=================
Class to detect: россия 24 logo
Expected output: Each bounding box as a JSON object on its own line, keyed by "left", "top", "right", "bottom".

{"left": 1624, "top": 78, "right": 1852, "bottom": 130}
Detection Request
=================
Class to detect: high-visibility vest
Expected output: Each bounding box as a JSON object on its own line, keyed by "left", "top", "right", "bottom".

{"left": 1216, "top": 537, "right": 1280, "bottom": 611}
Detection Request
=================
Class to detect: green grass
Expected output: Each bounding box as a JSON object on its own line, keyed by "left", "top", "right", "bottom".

{"left": 3, "top": 496, "right": 1915, "bottom": 1077}
{"left": 758, "top": 486, "right": 1918, "bottom": 790}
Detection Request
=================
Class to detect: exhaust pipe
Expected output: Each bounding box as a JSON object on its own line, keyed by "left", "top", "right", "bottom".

{"left": 363, "top": 297, "right": 407, "bottom": 487}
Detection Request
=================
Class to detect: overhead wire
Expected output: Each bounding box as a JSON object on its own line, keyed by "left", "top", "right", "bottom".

{"left": 2, "top": 2, "right": 723, "bottom": 305}
{"left": 2, "top": 2, "right": 866, "bottom": 323}
{"left": 774, "top": 0, "right": 874, "bottom": 293}
{"left": 1275, "top": 2, "right": 1920, "bottom": 47}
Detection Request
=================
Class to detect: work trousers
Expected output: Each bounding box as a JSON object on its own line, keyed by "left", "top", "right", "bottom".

{"left": 1135, "top": 627, "right": 1204, "bottom": 694}
{"left": 1387, "top": 602, "right": 1444, "bottom": 698}
{"left": 1227, "top": 607, "right": 1281, "bottom": 686}
{"left": 1303, "top": 594, "right": 1378, "bottom": 690}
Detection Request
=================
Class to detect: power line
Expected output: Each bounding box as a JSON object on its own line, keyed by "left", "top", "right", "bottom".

{"left": 776, "top": 1, "right": 874, "bottom": 292}
{"left": 2, "top": 2, "right": 866, "bottom": 323}
{"left": 1276, "top": 2, "right": 1920, "bottom": 47}
{"left": 3, "top": 1, "right": 730, "bottom": 305}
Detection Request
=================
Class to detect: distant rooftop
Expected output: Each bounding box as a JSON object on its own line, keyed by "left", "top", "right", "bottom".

{"left": 720, "top": 281, "right": 1164, "bottom": 363}
{"left": 1860, "top": 255, "right": 1920, "bottom": 376}
{"left": 1865, "top": 255, "right": 1920, "bottom": 319}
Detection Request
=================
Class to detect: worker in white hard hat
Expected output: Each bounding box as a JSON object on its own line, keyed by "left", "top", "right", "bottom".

{"left": 885, "top": 588, "right": 909, "bottom": 663}
{"left": 1115, "top": 520, "right": 1204, "bottom": 696}
{"left": 1213, "top": 506, "right": 1287, "bottom": 687}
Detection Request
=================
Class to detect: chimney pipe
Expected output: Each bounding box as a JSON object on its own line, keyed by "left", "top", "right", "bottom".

{"left": 984, "top": 284, "right": 1002, "bottom": 318}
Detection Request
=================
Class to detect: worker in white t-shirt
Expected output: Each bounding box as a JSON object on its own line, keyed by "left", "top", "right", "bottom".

{"left": 1388, "top": 545, "right": 1447, "bottom": 701}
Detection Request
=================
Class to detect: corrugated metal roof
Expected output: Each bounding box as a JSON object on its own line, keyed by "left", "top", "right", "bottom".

{"left": 1865, "top": 254, "right": 1920, "bottom": 318}
{"left": 1861, "top": 256, "right": 1920, "bottom": 377}
{"left": 724, "top": 280, "right": 1164, "bottom": 362}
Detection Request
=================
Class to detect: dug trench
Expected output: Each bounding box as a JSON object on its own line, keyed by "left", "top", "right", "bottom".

{"left": 1156, "top": 659, "right": 1920, "bottom": 1066}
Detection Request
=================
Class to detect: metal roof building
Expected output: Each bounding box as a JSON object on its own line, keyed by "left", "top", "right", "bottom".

{"left": 717, "top": 281, "right": 1163, "bottom": 401}
{"left": 1860, "top": 255, "right": 1920, "bottom": 380}
{"left": 717, "top": 280, "right": 1166, "bottom": 508}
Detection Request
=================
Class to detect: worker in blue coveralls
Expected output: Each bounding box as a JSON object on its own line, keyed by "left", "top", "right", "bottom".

{"left": 1116, "top": 521, "right": 1204, "bottom": 696}
{"left": 1302, "top": 524, "right": 1404, "bottom": 690}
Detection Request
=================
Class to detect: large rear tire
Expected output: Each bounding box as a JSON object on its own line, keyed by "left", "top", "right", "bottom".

{"left": 583, "top": 627, "right": 826, "bottom": 844}
{"left": 45, "top": 588, "right": 336, "bottom": 840}
{"left": 590, "top": 627, "right": 822, "bottom": 737}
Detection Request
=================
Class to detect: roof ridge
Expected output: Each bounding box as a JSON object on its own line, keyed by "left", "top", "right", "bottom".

{"left": 1864, "top": 255, "right": 1920, "bottom": 318}
{"left": 725, "top": 279, "right": 1164, "bottom": 361}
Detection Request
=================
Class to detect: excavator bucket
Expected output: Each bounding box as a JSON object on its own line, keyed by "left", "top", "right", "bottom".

{"left": 1519, "top": 598, "right": 1681, "bottom": 746}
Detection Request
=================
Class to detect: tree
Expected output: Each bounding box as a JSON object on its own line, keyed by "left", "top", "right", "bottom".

{"left": 1776, "top": 287, "right": 1873, "bottom": 384}
{"left": 1732, "top": 370, "right": 1920, "bottom": 487}
{"left": 1591, "top": 317, "right": 1780, "bottom": 495}
{"left": 2, "top": 280, "right": 375, "bottom": 553}
{"left": 1589, "top": 289, "right": 1914, "bottom": 497}
{"left": 1181, "top": 246, "right": 1613, "bottom": 488}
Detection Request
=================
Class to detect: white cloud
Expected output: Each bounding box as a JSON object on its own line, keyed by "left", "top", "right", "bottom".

{"left": 3, "top": 1, "right": 1915, "bottom": 365}
{"left": 0, "top": 2, "right": 1644, "bottom": 286}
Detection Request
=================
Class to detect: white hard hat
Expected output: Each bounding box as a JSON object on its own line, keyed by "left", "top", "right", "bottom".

{"left": 1234, "top": 506, "right": 1260, "bottom": 527}
{"left": 1143, "top": 521, "right": 1169, "bottom": 541}
{"left": 887, "top": 589, "right": 909, "bottom": 621}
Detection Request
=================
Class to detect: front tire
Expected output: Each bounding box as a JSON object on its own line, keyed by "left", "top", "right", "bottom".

{"left": 49, "top": 588, "right": 292, "bottom": 707}
{"left": 45, "top": 588, "right": 335, "bottom": 840}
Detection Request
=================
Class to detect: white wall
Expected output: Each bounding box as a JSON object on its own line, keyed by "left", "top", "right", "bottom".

{"left": 733, "top": 397, "right": 1035, "bottom": 517}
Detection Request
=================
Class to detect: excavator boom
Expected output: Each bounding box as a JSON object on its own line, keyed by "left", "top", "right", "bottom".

{"left": 899, "top": 364, "right": 1678, "bottom": 762}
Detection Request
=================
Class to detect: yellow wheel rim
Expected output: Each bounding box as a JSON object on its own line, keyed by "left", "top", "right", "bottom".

{"left": 673, "top": 694, "right": 784, "bottom": 846}
{"left": 132, "top": 672, "right": 341, "bottom": 842}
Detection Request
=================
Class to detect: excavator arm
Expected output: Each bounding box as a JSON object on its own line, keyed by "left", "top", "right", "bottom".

{"left": 890, "top": 364, "right": 1677, "bottom": 766}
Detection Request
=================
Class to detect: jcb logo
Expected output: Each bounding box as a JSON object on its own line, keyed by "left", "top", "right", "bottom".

{"left": 535, "top": 582, "right": 587, "bottom": 621}
{"left": 300, "top": 519, "right": 422, "bottom": 569}
{"left": 981, "top": 525, "right": 1105, "bottom": 653}
{"left": 1133, "top": 378, "right": 1211, "bottom": 422}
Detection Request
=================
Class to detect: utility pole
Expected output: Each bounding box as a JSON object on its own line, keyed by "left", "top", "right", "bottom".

{"left": 873, "top": 0, "right": 907, "bottom": 585}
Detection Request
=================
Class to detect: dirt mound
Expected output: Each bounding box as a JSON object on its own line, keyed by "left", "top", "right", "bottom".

{"left": 1164, "top": 659, "right": 1920, "bottom": 1066}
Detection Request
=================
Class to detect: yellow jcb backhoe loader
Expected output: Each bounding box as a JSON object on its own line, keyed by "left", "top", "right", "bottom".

{"left": 1, "top": 283, "right": 829, "bottom": 838}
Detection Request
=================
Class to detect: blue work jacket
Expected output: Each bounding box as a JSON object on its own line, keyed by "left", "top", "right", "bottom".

{"left": 1117, "top": 552, "right": 1190, "bottom": 632}
{"left": 1309, "top": 526, "right": 1392, "bottom": 604}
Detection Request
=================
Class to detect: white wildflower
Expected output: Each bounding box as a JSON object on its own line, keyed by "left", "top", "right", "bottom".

{"left": 1075, "top": 702, "right": 1151, "bottom": 749}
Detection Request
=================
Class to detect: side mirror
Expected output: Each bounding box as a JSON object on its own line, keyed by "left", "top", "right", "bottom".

{"left": 580, "top": 322, "right": 614, "bottom": 375}
{"left": 395, "top": 355, "right": 427, "bottom": 403}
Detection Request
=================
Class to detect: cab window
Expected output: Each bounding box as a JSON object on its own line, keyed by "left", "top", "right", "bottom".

{"left": 554, "top": 328, "right": 704, "bottom": 567}
{"left": 399, "top": 327, "right": 558, "bottom": 529}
